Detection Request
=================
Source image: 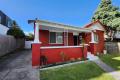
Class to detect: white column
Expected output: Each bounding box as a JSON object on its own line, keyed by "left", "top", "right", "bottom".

{"left": 34, "top": 23, "right": 41, "bottom": 43}
{"left": 67, "top": 30, "right": 68, "bottom": 46}
{"left": 90, "top": 31, "right": 96, "bottom": 43}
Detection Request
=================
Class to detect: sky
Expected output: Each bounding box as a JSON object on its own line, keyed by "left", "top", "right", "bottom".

{"left": 0, "top": 0, "right": 120, "bottom": 34}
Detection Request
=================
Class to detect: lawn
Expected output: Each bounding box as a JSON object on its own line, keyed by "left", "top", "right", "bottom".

{"left": 40, "top": 61, "right": 114, "bottom": 80}
{"left": 99, "top": 53, "right": 120, "bottom": 71}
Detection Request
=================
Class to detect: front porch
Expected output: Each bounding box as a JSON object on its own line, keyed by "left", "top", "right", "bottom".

{"left": 33, "top": 20, "right": 96, "bottom": 46}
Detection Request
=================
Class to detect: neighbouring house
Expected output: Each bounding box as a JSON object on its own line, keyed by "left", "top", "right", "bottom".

{"left": 114, "top": 31, "right": 120, "bottom": 38}
{"left": 28, "top": 19, "right": 105, "bottom": 66}
{"left": 0, "top": 11, "right": 24, "bottom": 57}
{"left": 0, "top": 10, "right": 13, "bottom": 35}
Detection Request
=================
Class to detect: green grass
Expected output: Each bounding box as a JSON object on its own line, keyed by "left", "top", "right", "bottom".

{"left": 40, "top": 61, "right": 114, "bottom": 80}
{"left": 99, "top": 53, "right": 120, "bottom": 71}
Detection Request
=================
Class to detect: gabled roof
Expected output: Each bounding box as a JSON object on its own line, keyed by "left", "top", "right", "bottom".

{"left": 84, "top": 20, "right": 105, "bottom": 31}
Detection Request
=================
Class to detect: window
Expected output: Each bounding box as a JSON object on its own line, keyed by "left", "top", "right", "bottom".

{"left": 56, "top": 32, "right": 63, "bottom": 43}
{"left": 7, "top": 20, "right": 12, "bottom": 27}
{"left": 0, "top": 16, "right": 1, "bottom": 24}
{"left": 50, "top": 32, "right": 56, "bottom": 43}
{"left": 50, "top": 32, "right": 63, "bottom": 44}
{"left": 94, "top": 34, "right": 99, "bottom": 42}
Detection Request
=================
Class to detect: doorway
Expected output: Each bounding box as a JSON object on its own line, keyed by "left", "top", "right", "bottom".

{"left": 73, "top": 36, "right": 78, "bottom": 46}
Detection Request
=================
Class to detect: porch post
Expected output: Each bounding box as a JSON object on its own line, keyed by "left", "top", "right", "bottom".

{"left": 64, "top": 29, "right": 68, "bottom": 46}
{"left": 90, "top": 30, "right": 97, "bottom": 55}
{"left": 34, "top": 23, "right": 41, "bottom": 43}
{"left": 32, "top": 22, "right": 41, "bottom": 67}
{"left": 91, "top": 31, "right": 95, "bottom": 43}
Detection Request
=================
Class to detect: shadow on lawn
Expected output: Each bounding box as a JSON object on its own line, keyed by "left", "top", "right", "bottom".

{"left": 40, "top": 61, "right": 114, "bottom": 80}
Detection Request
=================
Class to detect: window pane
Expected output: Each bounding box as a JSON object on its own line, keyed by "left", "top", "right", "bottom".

{"left": 50, "top": 32, "right": 56, "bottom": 43}
{"left": 7, "top": 19, "right": 12, "bottom": 27}
{"left": 94, "top": 34, "right": 99, "bottom": 42}
{"left": 56, "top": 32, "right": 63, "bottom": 43}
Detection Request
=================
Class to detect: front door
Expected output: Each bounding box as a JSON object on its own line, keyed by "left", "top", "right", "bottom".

{"left": 74, "top": 36, "right": 78, "bottom": 45}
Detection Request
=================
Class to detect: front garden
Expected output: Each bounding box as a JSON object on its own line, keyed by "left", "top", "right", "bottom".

{"left": 99, "top": 53, "right": 120, "bottom": 71}
{"left": 40, "top": 61, "right": 114, "bottom": 80}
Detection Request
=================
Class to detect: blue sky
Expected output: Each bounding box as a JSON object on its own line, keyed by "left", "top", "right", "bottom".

{"left": 0, "top": 0, "right": 120, "bottom": 34}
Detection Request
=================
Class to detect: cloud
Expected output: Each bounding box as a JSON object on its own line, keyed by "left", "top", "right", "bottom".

{"left": 24, "top": 31, "right": 34, "bottom": 36}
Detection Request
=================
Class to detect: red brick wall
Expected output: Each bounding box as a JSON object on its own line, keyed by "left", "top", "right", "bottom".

{"left": 96, "top": 30, "right": 104, "bottom": 53}
{"left": 84, "top": 30, "right": 104, "bottom": 53}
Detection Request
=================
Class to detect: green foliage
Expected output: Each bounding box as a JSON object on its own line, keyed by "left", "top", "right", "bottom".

{"left": 92, "top": 0, "right": 120, "bottom": 30}
{"left": 7, "top": 20, "right": 25, "bottom": 38}
{"left": 28, "top": 33, "right": 34, "bottom": 39}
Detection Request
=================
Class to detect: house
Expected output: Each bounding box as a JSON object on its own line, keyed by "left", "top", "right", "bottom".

{"left": 0, "top": 10, "right": 13, "bottom": 35}
{"left": 28, "top": 19, "right": 105, "bottom": 66}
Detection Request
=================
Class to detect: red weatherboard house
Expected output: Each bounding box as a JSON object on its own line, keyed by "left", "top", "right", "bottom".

{"left": 28, "top": 20, "right": 105, "bottom": 67}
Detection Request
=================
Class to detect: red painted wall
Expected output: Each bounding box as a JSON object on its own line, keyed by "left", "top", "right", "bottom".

{"left": 39, "top": 30, "right": 74, "bottom": 46}
{"left": 41, "top": 46, "right": 87, "bottom": 65}
{"left": 32, "top": 43, "right": 41, "bottom": 66}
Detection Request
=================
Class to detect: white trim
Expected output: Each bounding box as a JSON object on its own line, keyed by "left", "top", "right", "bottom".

{"left": 90, "top": 31, "right": 96, "bottom": 43}
{"left": 88, "top": 23, "right": 105, "bottom": 31}
{"left": 36, "top": 20, "right": 92, "bottom": 32}
{"left": 89, "top": 42, "right": 97, "bottom": 44}
{"left": 79, "top": 44, "right": 89, "bottom": 46}
{"left": 40, "top": 46, "right": 83, "bottom": 49}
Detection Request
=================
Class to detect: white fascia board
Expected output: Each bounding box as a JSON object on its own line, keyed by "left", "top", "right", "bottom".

{"left": 36, "top": 20, "right": 92, "bottom": 33}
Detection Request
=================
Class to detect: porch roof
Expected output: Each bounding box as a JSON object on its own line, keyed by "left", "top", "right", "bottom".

{"left": 28, "top": 19, "right": 92, "bottom": 33}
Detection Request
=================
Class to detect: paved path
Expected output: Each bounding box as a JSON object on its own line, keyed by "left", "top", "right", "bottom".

{"left": 93, "top": 59, "right": 120, "bottom": 80}
{"left": 87, "top": 53, "right": 120, "bottom": 80}
{"left": 0, "top": 50, "right": 39, "bottom": 80}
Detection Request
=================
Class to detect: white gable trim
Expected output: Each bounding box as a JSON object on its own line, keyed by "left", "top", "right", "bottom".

{"left": 89, "top": 23, "right": 105, "bottom": 31}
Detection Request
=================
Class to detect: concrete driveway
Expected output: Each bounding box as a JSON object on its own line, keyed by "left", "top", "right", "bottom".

{"left": 0, "top": 50, "right": 39, "bottom": 80}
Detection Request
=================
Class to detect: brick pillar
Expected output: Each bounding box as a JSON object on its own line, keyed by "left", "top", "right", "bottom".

{"left": 32, "top": 43, "right": 41, "bottom": 67}
{"left": 90, "top": 43, "right": 97, "bottom": 55}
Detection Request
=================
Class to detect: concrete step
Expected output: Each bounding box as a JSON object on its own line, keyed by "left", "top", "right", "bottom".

{"left": 87, "top": 52, "right": 99, "bottom": 61}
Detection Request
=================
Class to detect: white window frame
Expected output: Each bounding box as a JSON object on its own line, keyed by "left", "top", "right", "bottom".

{"left": 94, "top": 34, "right": 99, "bottom": 42}
{"left": 49, "top": 32, "right": 63, "bottom": 44}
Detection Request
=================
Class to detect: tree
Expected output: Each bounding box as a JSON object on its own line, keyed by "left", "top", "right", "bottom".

{"left": 7, "top": 20, "right": 25, "bottom": 38}
{"left": 92, "top": 0, "right": 120, "bottom": 40}
{"left": 26, "top": 33, "right": 34, "bottom": 41}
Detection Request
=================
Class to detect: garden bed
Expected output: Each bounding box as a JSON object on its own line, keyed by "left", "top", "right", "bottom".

{"left": 40, "top": 58, "right": 88, "bottom": 68}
